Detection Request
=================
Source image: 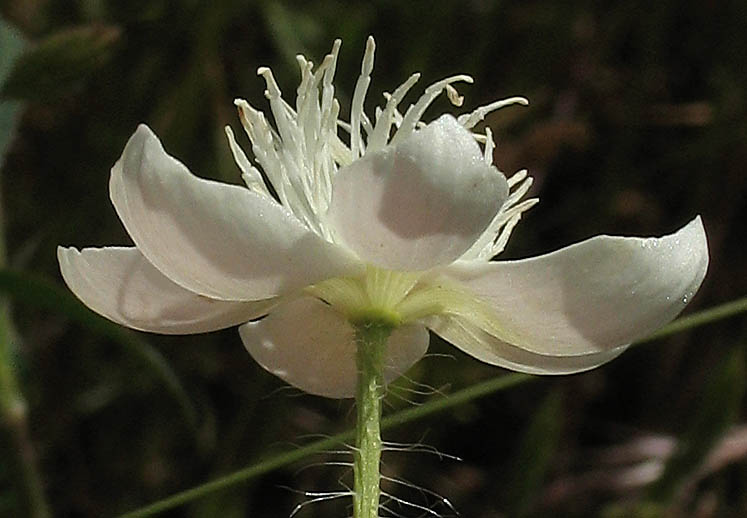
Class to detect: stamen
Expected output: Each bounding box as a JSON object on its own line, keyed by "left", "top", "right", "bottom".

{"left": 507, "top": 168, "right": 528, "bottom": 188}
{"left": 389, "top": 105, "right": 405, "bottom": 128}
{"left": 487, "top": 198, "right": 539, "bottom": 258}
{"left": 223, "top": 125, "right": 271, "bottom": 197}
{"left": 258, "top": 67, "right": 303, "bottom": 161}
{"left": 391, "top": 74, "right": 474, "bottom": 146}
{"left": 457, "top": 96, "right": 529, "bottom": 129}
{"left": 460, "top": 168, "right": 537, "bottom": 260}
{"left": 360, "top": 109, "right": 375, "bottom": 137}
{"left": 351, "top": 36, "right": 375, "bottom": 160}
{"left": 483, "top": 127, "right": 495, "bottom": 162}
{"left": 319, "top": 41, "right": 341, "bottom": 152}
{"left": 490, "top": 214, "right": 523, "bottom": 258}
{"left": 368, "top": 73, "right": 420, "bottom": 152}
{"left": 305, "top": 51, "right": 340, "bottom": 217}
{"left": 234, "top": 100, "right": 287, "bottom": 200}
{"left": 237, "top": 91, "right": 333, "bottom": 239}
{"left": 445, "top": 83, "right": 464, "bottom": 107}
{"left": 257, "top": 66, "right": 282, "bottom": 97}
{"left": 294, "top": 58, "right": 320, "bottom": 160}
{"left": 232, "top": 36, "right": 534, "bottom": 257}
{"left": 315, "top": 98, "right": 340, "bottom": 211}
{"left": 329, "top": 111, "right": 354, "bottom": 167}
{"left": 505, "top": 173, "right": 534, "bottom": 207}
{"left": 294, "top": 55, "right": 313, "bottom": 108}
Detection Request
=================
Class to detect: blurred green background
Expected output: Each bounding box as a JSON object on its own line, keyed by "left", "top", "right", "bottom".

{"left": 1, "top": 1, "right": 746, "bottom": 517}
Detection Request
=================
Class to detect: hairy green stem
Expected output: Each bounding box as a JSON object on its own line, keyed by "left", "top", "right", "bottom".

{"left": 353, "top": 321, "right": 392, "bottom": 518}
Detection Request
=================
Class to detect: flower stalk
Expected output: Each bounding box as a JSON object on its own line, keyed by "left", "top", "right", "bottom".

{"left": 353, "top": 320, "right": 393, "bottom": 518}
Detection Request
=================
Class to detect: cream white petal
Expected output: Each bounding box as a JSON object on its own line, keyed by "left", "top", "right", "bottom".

{"left": 239, "top": 296, "right": 429, "bottom": 398}
{"left": 438, "top": 216, "right": 708, "bottom": 356}
{"left": 328, "top": 114, "right": 508, "bottom": 271}
{"left": 109, "top": 125, "right": 362, "bottom": 302}
{"left": 58, "top": 246, "right": 275, "bottom": 334}
{"left": 424, "top": 315, "right": 627, "bottom": 374}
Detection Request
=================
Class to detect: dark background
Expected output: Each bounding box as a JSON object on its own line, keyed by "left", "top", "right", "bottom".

{"left": 1, "top": 1, "right": 746, "bottom": 516}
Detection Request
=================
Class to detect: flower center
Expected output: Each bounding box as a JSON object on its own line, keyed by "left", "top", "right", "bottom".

{"left": 306, "top": 265, "right": 520, "bottom": 349}
{"left": 305, "top": 265, "right": 427, "bottom": 327}
{"left": 305, "top": 262, "right": 503, "bottom": 332}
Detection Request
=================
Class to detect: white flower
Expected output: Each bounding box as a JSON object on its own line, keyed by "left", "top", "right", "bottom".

{"left": 58, "top": 37, "right": 709, "bottom": 398}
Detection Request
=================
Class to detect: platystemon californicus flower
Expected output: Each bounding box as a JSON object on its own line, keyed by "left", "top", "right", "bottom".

{"left": 58, "top": 37, "right": 709, "bottom": 398}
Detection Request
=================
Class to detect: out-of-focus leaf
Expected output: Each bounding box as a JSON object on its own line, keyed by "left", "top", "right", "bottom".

{"left": 502, "top": 388, "right": 564, "bottom": 516}
{"left": 602, "top": 500, "right": 668, "bottom": 518}
{"left": 0, "top": 18, "right": 25, "bottom": 82}
{"left": 0, "top": 16, "right": 26, "bottom": 163}
{"left": 0, "top": 487, "right": 17, "bottom": 515}
{"left": 0, "top": 19, "right": 32, "bottom": 518}
{"left": 261, "top": 1, "right": 321, "bottom": 65}
{"left": 1, "top": 24, "right": 121, "bottom": 101}
{"left": 0, "top": 268, "right": 197, "bottom": 429}
{"left": 0, "top": 95, "right": 23, "bottom": 165}
{"left": 647, "top": 347, "right": 746, "bottom": 503}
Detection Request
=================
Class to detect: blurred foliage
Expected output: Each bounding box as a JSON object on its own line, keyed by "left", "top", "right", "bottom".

{"left": 0, "top": 269, "right": 197, "bottom": 428}
{"left": 501, "top": 389, "right": 565, "bottom": 517}
{"left": 1, "top": 24, "right": 120, "bottom": 101}
{"left": 648, "top": 347, "right": 745, "bottom": 505}
{"left": 0, "top": 13, "right": 24, "bottom": 162}
{"left": 0, "top": 0, "right": 745, "bottom": 517}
